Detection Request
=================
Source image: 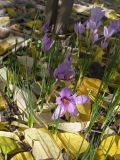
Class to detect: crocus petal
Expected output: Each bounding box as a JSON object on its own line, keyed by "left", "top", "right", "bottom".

{"left": 60, "top": 87, "right": 72, "bottom": 98}
{"left": 42, "top": 22, "right": 49, "bottom": 33}
{"left": 52, "top": 106, "right": 65, "bottom": 120}
{"left": 75, "top": 95, "right": 89, "bottom": 104}
{"left": 56, "top": 97, "right": 62, "bottom": 105}
{"left": 101, "top": 40, "right": 108, "bottom": 49}
{"left": 104, "top": 26, "right": 108, "bottom": 37}
{"left": 67, "top": 102, "right": 78, "bottom": 114}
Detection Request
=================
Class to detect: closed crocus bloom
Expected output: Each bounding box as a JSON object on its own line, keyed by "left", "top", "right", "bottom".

{"left": 42, "top": 22, "right": 49, "bottom": 33}
{"left": 52, "top": 87, "right": 89, "bottom": 120}
{"left": 101, "top": 40, "right": 108, "bottom": 49}
{"left": 90, "top": 7, "right": 105, "bottom": 23}
{"left": 41, "top": 34, "right": 53, "bottom": 52}
{"left": 91, "top": 29, "right": 99, "bottom": 43}
{"left": 74, "top": 22, "right": 85, "bottom": 34}
{"left": 109, "top": 19, "right": 120, "bottom": 31}
{"left": 103, "top": 26, "right": 115, "bottom": 39}
{"left": 54, "top": 54, "right": 75, "bottom": 81}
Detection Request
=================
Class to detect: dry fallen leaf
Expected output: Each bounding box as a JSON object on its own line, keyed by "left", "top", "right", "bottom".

{"left": 77, "top": 101, "right": 91, "bottom": 122}
{"left": 58, "top": 132, "right": 89, "bottom": 158}
{"left": 94, "top": 46, "right": 104, "bottom": 64}
{"left": 24, "top": 128, "right": 64, "bottom": 160}
{"left": 99, "top": 135, "right": 120, "bottom": 157}
{"left": 54, "top": 122, "right": 90, "bottom": 133}
{"left": 0, "top": 35, "right": 24, "bottom": 56}
{"left": 77, "top": 77, "right": 108, "bottom": 95}
{"left": 0, "top": 136, "right": 21, "bottom": 154}
{"left": 0, "top": 95, "right": 7, "bottom": 110}
{"left": 11, "top": 152, "right": 34, "bottom": 160}
{"left": 6, "top": 8, "right": 17, "bottom": 17}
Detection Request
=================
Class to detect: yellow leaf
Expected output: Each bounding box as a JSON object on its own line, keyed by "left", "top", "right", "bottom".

{"left": 99, "top": 135, "right": 120, "bottom": 156}
{"left": 106, "top": 11, "right": 119, "bottom": 20}
{"left": 0, "top": 131, "right": 20, "bottom": 141}
{"left": 23, "top": 20, "right": 42, "bottom": 29}
{"left": 6, "top": 8, "right": 17, "bottom": 17}
{"left": 0, "top": 17, "right": 10, "bottom": 24}
{"left": 0, "top": 36, "right": 24, "bottom": 56}
{"left": 94, "top": 148, "right": 106, "bottom": 160}
{"left": 58, "top": 132, "right": 89, "bottom": 157}
{"left": 77, "top": 77, "right": 108, "bottom": 95}
{"left": 0, "top": 136, "right": 21, "bottom": 154}
{"left": 0, "top": 95, "right": 7, "bottom": 110}
{"left": 77, "top": 101, "right": 91, "bottom": 122}
{"left": 94, "top": 46, "right": 104, "bottom": 64}
{"left": 0, "top": 41, "right": 10, "bottom": 56}
{"left": 11, "top": 152, "right": 33, "bottom": 160}
{"left": 24, "top": 128, "right": 64, "bottom": 160}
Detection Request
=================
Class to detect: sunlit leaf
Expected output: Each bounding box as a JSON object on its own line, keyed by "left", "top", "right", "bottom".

{"left": 0, "top": 36, "right": 24, "bottom": 56}
{"left": 77, "top": 101, "right": 91, "bottom": 121}
{"left": 0, "top": 17, "right": 10, "bottom": 24}
{"left": 11, "top": 152, "right": 33, "bottom": 160}
{"left": 23, "top": 20, "right": 42, "bottom": 29}
{"left": 99, "top": 135, "right": 120, "bottom": 156}
{"left": 53, "top": 122, "right": 89, "bottom": 133}
{"left": 24, "top": 128, "right": 64, "bottom": 160}
{"left": 105, "top": 11, "right": 119, "bottom": 19}
{"left": 0, "top": 136, "right": 21, "bottom": 154}
{"left": 77, "top": 77, "right": 109, "bottom": 95}
{"left": 6, "top": 8, "right": 17, "bottom": 17}
{"left": 94, "top": 46, "right": 104, "bottom": 64}
{"left": 95, "top": 148, "right": 106, "bottom": 160}
{"left": 0, "top": 131, "right": 20, "bottom": 141}
{"left": 0, "top": 95, "right": 7, "bottom": 110}
{"left": 58, "top": 132, "right": 89, "bottom": 158}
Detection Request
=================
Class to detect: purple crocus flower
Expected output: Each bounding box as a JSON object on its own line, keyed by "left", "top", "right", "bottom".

{"left": 86, "top": 19, "right": 101, "bottom": 31}
{"left": 109, "top": 19, "right": 120, "bottom": 31}
{"left": 86, "top": 7, "right": 104, "bottom": 31}
{"left": 52, "top": 87, "right": 89, "bottom": 120}
{"left": 91, "top": 29, "right": 99, "bottom": 43}
{"left": 41, "top": 34, "right": 53, "bottom": 52}
{"left": 54, "top": 54, "right": 75, "bottom": 81}
{"left": 101, "top": 40, "right": 108, "bottom": 49}
{"left": 74, "top": 22, "right": 85, "bottom": 34}
{"left": 42, "top": 22, "right": 49, "bottom": 33}
{"left": 103, "top": 26, "right": 115, "bottom": 39}
{"left": 90, "top": 7, "right": 105, "bottom": 23}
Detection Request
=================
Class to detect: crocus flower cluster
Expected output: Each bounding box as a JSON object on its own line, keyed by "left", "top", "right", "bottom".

{"left": 52, "top": 87, "right": 89, "bottom": 120}
{"left": 87, "top": 7, "right": 105, "bottom": 43}
{"left": 74, "top": 7, "right": 105, "bottom": 44}
{"left": 54, "top": 54, "right": 75, "bottom": 81}
{"left": 41, "top": 34, "right": 53, "bottom": 52}
{"left": 104, "top": 19, "right": 120, "bottom": 39}
{"left": 101, "top": 19, "right": 120, "bottom": 49}
{"left": 74, "top": 7, "right": 120, "bottom": 49}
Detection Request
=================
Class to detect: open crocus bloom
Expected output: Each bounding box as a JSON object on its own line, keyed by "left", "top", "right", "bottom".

{"left": 52, "top": 87, "right": 89, "bottom": 120}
